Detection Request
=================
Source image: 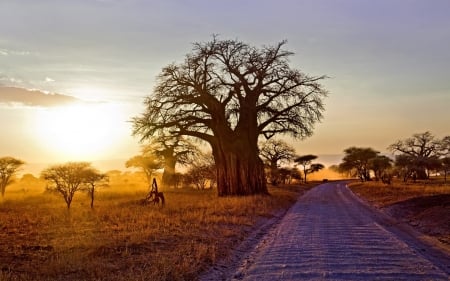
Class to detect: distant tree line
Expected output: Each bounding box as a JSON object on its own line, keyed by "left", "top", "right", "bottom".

{"left": 336, "top": 131, "right": 450, "bottom": 183}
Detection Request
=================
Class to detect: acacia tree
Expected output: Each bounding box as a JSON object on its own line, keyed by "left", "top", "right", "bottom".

{"left": 259, "top": 139, "right": 296, "bottom": 185}
{"left": 369, "top": 155, "right": 392, "bottom": 181}
{"left": 125, "top": 154, "right": 163, "bottom": 186}
{"left": 0, "top": 157, "right": 25, "bottom": 197}
{"left": 133, "top": 38, "right": 327, "bottom": 196}
{"left": 41, "top": 162, "right": 91, "bottom": 209}
{"left": 308, "top": 163, "right": 325, "bottom": 177}
{"left": 141, "top": 135, "right": 199, "bottom": 188}
{"left": 295, "top": 154, "right": 318, "bottom": 183}
{"left": 339, "top": 147, "right": 379, "bottom": 182}
{"left": 82, "top": 169, "right": 108, "bottom": 209}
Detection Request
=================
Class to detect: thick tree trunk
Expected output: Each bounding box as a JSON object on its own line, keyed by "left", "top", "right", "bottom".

{"left": 212, "top": 139, "right": 268, "bottom": 196}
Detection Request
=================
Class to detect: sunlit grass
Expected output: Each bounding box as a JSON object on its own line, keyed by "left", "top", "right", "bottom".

{"left": 348, "top": 178, "right": 450, "bottom": 207}
{"left": 0, "top": 181, "right": 316, "bottom": 281}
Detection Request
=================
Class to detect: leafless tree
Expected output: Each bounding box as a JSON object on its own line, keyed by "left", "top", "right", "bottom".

{"left": 141, "top": 135, "right": 199, "bottom": 188}
{"left": 133, "top": 38, "right": 328, "bottom": 196}
{"left": 388, "top": 132, "right": 447, "bottom": 179}
{"left": 0, "top": 156, "right": 25, "bottom": 197}
{"left": 259, "top": 139, "right": 296, "bottom": 185}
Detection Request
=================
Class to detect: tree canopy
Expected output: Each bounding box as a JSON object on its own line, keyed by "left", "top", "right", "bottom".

{"left": 339, "top": 147, "right": 379, "bottom": 182}
{"left": 388, "top": 131, "right": 449, "bottom": 179}
{"left": 259, "top": 139, "right": 296, "bottom": 185}
{"left": 133, "top": 38, "right": 328, "bottom": 196}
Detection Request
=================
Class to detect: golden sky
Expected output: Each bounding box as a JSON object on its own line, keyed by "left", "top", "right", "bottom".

{"left": 1, "top": 0, "right": 449, "bottom": 174}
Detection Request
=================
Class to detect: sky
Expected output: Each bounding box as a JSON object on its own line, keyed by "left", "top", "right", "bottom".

{"left": 1, "top": 0, "right": 449, "bottom": 174}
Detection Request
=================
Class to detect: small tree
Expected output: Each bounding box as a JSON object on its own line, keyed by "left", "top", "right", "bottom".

{"left": 441, "top": 157, "right": 450, "bottom": 182}
{"left": 369, "top": 155, "right": 393, "bottom": 181}
{"left": 308, "top": 163, "right": 325, "bottom": 177}
{"left": 339, "top": 147, "right": 379, "bottom": 182}
{"left": 125, "top": 154, "right": 163, "bottom": 187}
{"left": 184, "top": 153, "right": 216, "bottom": 189}
{"left": 82, "top": 169, "right": 108, "bottom": 208}
{"left": 0, "top": 157, "right": 25, "bottom": 197}
{"left": 295, "top": 154, "right": 318, "bottom": 183}
{"left": 141, "top": 135, "right": 199, "bottom": 188}
{"left": 41, "top": 162, "right": 91, "bottom": 209}
{"left": 259, "top": 139, "right": 296, "bottom": 185}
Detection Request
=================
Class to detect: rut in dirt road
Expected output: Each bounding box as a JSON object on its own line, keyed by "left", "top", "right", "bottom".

{"left": 233, "top": 182, "right": 450, "bottom": 281}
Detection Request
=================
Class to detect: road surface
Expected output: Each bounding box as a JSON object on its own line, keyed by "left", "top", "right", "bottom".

{"left": 225, "top": 182, "right": 450, "bottom": 280}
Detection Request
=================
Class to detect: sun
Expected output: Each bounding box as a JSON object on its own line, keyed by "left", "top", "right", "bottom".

{"left": 33, "top": 102, "right": 127, "bottom": 161}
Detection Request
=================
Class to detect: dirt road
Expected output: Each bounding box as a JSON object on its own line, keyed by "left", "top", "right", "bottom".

{"left": 209, "top": 182, "right": 450, "bottom": 280}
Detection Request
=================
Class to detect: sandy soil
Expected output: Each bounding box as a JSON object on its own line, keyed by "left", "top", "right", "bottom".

{"left": 384, "top": 194, "right": 450, "bottom": 245}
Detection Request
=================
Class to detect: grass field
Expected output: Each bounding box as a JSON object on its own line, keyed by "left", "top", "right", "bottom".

{"left": 348, "top": 178, "right": 450, "bottom": 207}
{"left": 0, "top": 179, "right": 317, "bottom": 281}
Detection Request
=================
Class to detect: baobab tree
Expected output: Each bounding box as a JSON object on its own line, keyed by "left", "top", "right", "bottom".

{"left": 388, "top": 132, "right": 445, "bottom": 179}
{"left": 0, "top": 156, "right": 25, "bottom": 197}
{"left": 141, "top": 135, "right": 199, "bottom": 188}
{"left": 259, "top": 139, "right": 296, "bottom": 185}
{"left": 133, "top": 38, "right": 328, "bottom": 196}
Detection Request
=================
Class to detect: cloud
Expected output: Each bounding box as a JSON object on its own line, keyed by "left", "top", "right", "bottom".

{"left": 0, "top": 86, "right": 82, "bottom": 107}
{"left": 44, "top": 77, "right": 55, "bottom": 83}
{"left": 0, "top": 48, "right": 31, "bottom": 56}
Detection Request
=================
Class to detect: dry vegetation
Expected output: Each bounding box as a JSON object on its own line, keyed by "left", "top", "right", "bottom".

{"left": 349, "top": 179, "right": 450, "bottom": 245}
{"left": 0, "top": 174, "right": 317, "bottom": 281}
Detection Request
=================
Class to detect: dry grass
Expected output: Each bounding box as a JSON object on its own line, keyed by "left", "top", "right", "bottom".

{"left": 348, "top": 178, "right": 450, "bottom": 208}
{"left": 0, "top": 181, "right": 317, "bottom": 281}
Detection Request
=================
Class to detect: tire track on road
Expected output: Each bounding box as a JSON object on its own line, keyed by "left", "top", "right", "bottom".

{"left": 232, "top": 182, "right": 450, "bottom": 281}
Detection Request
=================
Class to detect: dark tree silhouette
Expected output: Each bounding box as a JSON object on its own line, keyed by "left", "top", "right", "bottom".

{"left": 388, "top": 132, "right": 443, "bottom": 179}
{"left": 259, "top": 139, "right": 296, "bottom": 185}
{"left": 133, "top": 38, "right": 328, "bottom": 196}
{"left": 369, "top": 155, "right": 392, "bottom": 181}
{"left": 295, "top": 154, "right": 318, "bottom": 183}
{"left": 125, "top": 154, "right": 163, "bottom": 185}
{"left": 339, "top": 147, "right": 379, "bottom": 182}
{"left": 141, "top": 135, "right": 199, "bottom": 188}
{"left": 308, "top": 163, "right": 325, "bottom": 175}
{"left": 441, "top": 157, "right": 450, "bottom": 183}
{"left": 184, "top": 152, "right": 216, "bottom": 189}
{"left": 0, "top": 156, "right": 24, "bottom": 197}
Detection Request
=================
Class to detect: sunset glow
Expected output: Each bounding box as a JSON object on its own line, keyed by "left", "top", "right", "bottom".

{"left": 33, "top": 102, "right": 126, "bottom": 160}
